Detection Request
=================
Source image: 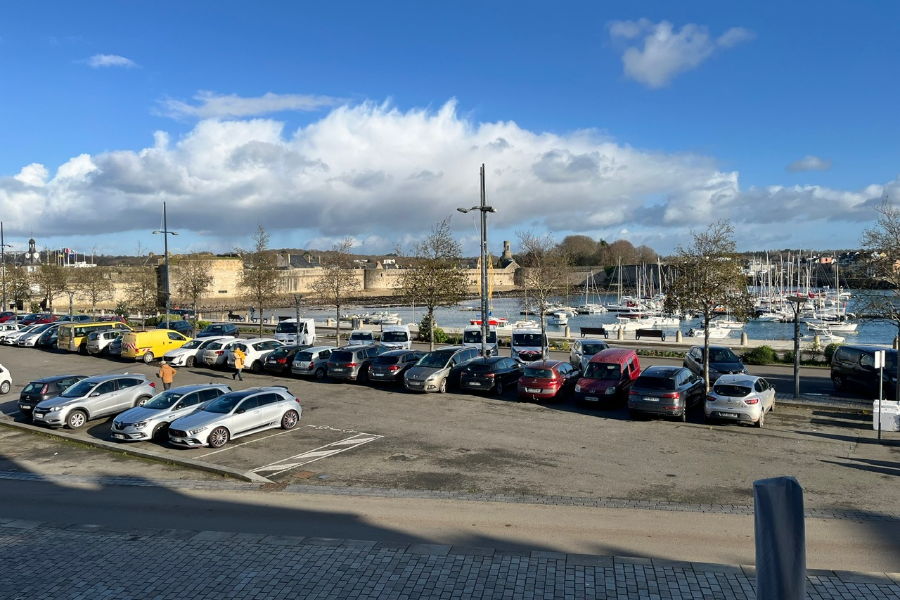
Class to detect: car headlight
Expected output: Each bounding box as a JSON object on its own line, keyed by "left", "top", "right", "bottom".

{"left": 188, "top": 426, "right": 208, "bottom": 435}
{"left": 48, "top": 406, "right": 64, "bottom": 412}
{"left": 133, "top": 421, "right": 148, "bottom": 429}
{"left": 574, "top": 384, "right": 581, "bottom": 392}
{"left": 605, "top": 387, "right": 616, "bottom": 395}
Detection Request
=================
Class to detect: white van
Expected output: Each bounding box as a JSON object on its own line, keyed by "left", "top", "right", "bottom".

{"left": 347, "top": 329, "right": 376, "bottom": 346}
{"left": 380, "top": 325, "right": 412, "bottom": 350}
{"left": 462, "top": 325, "right": 498, "bottom": 356}
{"left": 510, "top": 327, "right": 548, "bottom": 363}
{"left": 274, "top": 318, "right": 316, "bottom": 346}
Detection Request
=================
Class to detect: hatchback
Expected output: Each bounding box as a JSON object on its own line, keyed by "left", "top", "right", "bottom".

{"left": 200, "top": 338, "right": 242, "bottom": 367}
{"left": 35, "top": 324, "right": 60, "bottom": 348}
{"left": 368, "top": 350, "right": 424, "bottom": 384}
{"left": 290, "top": 346, "right": 336, "bottom": 379}
{"left": 2, "top": 324, "right": 37, "bottom": 345}
{"left": 569, "top": 339, "right": 610, "bottom": 371}
{"left": 460, "top": 356, "right": 523, "bottom": 395}
{"left": 32, "top": 373, "right": 157, "bottom": 429}
{"left": 197, "top": 323, "right": 241, "bottom": 338}
{"left": 168, "top": 386, "right": 301, "bottom": 448}
{"left": 0, "top": 364, "right": 11, "bottom": 395}
{"left": 263, "top": 345, "right": 304, "bottom": 375}
{"left": 628, "top": 366, "right": 704, "bottom": 421}
{"left": 17, "top": 323, "right": 56, "bottom": 347}
{"left": 164, "top": 336, "right": 235, "bottom": 367}
{"left": 328, "top": 345, "right": 387, "bottom": 382}
{"left": 517, "top": 360, "right": 581, "bottom": 402}
{"left": 403, "top": 346, "right": 480, "bottom": 393}
{"left": 226, "top": 338, "right": 284, "bottom": 373}
{"left": 705, "top": 374, "right": 775, "bottom": 427}
{"left": 18, "top": 374, "right": 87, "bottom": 419}
{"left": 85, "top": 329, "right": 124, "bottom": 356}
{"left": 0, "top": 323, "right": 20, "bottom": 339}
{"left": 112, "top": 384, "right": 231, "bottom": 441}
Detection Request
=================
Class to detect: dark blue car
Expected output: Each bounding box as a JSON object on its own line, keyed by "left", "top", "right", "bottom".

{"left": 197, "top": 323, "right": 241, "bottom": 338}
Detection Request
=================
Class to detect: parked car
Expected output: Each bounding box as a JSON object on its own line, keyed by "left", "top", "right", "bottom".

{"left": 404, "top": 346, "right": 480, "bottom": 393}
{"left": 161, "top": 320, "right": 194, "bottom": 336}
{"left": 831, "top": 344, "right": 898, "bottom": 396}
{"left": 0, "top": 322, "right": 20, "bottom": 339}
{"left": 33, "top": 313, "right": 59, "bottom": 324}
{"left": 2, "top": 324, "right": 38, "bottom": 345}
{"left": 97, "top": 315, "right": 128, "bottom": 323}
{"left": 111, "top": 383, "right": 231, "bottom": 442}
{"left": 32, "top": 373, "right": 157, "bottom": 429}
{"left": 107, "top": 336, "right": 122, "bottom": 357}
{"left": 56, "top": 314, "right": 93, "bottom": 323}
{"left": 0, "top": 364, "right": 11, "bottom": 395}
{"left": 168, "top": 386, "right": 302, "bottom": 448}
{"left": 16, "top": 322, "right": 55, "bottom": 347}
{"left": 226, "top": 338, "right": 284, "bottom": 373}
{"left": 290, "top": 346, "right": 336, "bottom": 379}
{"left": 460, "top": 356, "right": 523, "bottom": 395}
{"left": 517, "top": 360, "right": 581, "bottom": 402}
{"left": 17, "top": 313, "right": 41, "bottom": 326}
{"left": 200, "top": 338, "right": 243, "bottom": 368}
{"left": 85, "top": 329, "right": 124, "bottom": 356}
{"left": 683, "top": 345, "right": 747, "bottom": 383}
{"left": 164, "top": 336, "right": 235, "bottom": 367}
{"left": 368, "top": 350, "right": 425, "bottom": 384}
{"left": 569, "top": 339, "right": 610, "bottom": 371}
{"left": 574, "top": 348, "right": 641, "bottom": 406}
{"left": 379, "top": 325, "right": 412, "bottom": 350}
{"left": 263, "top": 345, "right": 304, "bottom": 375}
{"left": 328, "top": 344, "right": 388, "bottom": 382}
{"left": 196, "top": 323, "right": 241, "bottom": 338}
{"left": 347, "top": 330, "right": 376, "bottom": 346}
{"left": 705, "top": 374, "right": 775, "bottom": 427}
{"left": 35, "top": 324, "right": 60, "bottom": 348}
{"left": 627, "top": 366, "right": 704, "bottom": 421}
{"left": 18, "top": 374, "right": 87, "bottom": 419}
{"left": 0, "top": 311, "right": 16, "bottom": 323}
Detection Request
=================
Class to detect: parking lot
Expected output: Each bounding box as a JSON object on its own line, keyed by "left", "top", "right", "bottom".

{"left": 0, "top": 343, "right": 896, "bottom": 514}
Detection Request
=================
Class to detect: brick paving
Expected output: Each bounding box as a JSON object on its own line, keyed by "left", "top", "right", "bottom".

{"left": 1, "top": 518, "right": 898, "bottom": 599}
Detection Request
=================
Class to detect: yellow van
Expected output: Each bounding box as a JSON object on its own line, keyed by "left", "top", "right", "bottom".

{"left": 57, "top": 321, "right": 132, "bottom": 354}
{"left": 121, "top": 329, "right": 192, "bottom": 363}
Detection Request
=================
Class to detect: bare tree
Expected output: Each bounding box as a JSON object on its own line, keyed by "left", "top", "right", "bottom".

{"left": 397, "top": 218, "right": 469, "bottom": 350}
{"left": 31, "top": 264, "right": 69, "bottom": 312}
{"left": 172, "top": 253, "right": 215, "bottom": 318}
{"left": 237, "top": 226, "right": 282, "bottom": 337}
{"left": 516, "top": 231, "right": 571, "bottom": 359}
{"left": 7, "top": 266, "right": 32, "bottom": 313}
{"left": 310, "top": 237, "right": 360, "bottom": 347}
{"left": 663, "top": 220, "right": 754, "bottom": 392}
{"left": 126, "top": 266, "right": 160, "bottom": 318}
{"left": 72, "top": 267, "right": 115, "bottom": 315}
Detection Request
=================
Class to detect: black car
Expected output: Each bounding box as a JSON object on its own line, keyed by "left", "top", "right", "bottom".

{"left": 367, "top": 350, "right": 424, "bottom": 384}
{"left": 18, "top": 375, "right": 87, "bottom": 420}
{"left": 35, "top": 325, "right": 60, "bottom": 349}
{"left": 197, "top": 323, "right": 241, "bottom": 338}
{"left": 831, "top": 345, "right": 898, "bottom": 396}
{"left": 263, "top": 345, "right": 304, "bottom": 375}
{"left": 627, "top": 366, "right": 704, "bottom": 421}
{"left": 683, "top": 345, "right": 747, "bottom": 383}
{"left": 460, "top": 356, "right": 523, "bottom": 395}
{"left": 161, "top": 320, "right": 194, "bottom": 335}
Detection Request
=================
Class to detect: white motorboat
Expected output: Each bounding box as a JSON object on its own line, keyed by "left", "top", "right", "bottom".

{"left": 713, "top": 318, "right": 744, "bottom": 330}
{"left": 686, "top": 325, "right": 730, "bottom": 339}
{"left": 547, "top": 311, "right": 568, "bottom": 326}
{"left": 807, "top": 320, "right": 857, "bottom": 333}
{"left": 803, "top": 327, "right": 845, "bottom": 344}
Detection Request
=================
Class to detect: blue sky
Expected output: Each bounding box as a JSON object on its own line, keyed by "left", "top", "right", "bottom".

{"left": 1, "top": 1, "right": 899, "bottom": 260}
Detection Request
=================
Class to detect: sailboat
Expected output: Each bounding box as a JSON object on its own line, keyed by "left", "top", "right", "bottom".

{"left": 576, "top": 270, "right": 607, "bottom": 314}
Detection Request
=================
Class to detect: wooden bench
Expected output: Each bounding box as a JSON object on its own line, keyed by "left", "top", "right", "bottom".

{"left": 578, "top": 326, "right": 608, "bottom": 339}
{"left": 635, "top": 328, "right": 666, "bottom": 341}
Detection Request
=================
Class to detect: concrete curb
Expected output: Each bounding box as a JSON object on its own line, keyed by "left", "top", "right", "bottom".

{"left": 1, "top": 517, "right": 897, "bottom": 586}
{"left": 0, "top": 415, "right": 271, "bottom": 484}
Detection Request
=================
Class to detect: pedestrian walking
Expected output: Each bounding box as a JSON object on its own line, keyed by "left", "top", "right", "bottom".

{"left": 232, "top": 345, "right": 246, "bottom": 381}
{"left": 157, "top": 361, "right": 177, "bottom": 391}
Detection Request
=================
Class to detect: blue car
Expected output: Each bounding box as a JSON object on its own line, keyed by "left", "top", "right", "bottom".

{"left": 197, "top": 323, "right": 241, "bottom": 338}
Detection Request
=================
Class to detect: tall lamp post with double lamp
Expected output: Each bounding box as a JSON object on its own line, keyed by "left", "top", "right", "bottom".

{"left": 786, "top": 295, "right": 807, "bottom": 399}
{"left": 152, "top": 202, "right": 178, "bottom": 330}
{"left": 457, "top": 164, "right": 496, "bottom": 360}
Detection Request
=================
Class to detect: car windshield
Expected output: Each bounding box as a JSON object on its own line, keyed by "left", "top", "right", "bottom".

{"left": 636, "top": 376, "right": 676, "bottom": 391}
{"left": 417, "top": 351, "right": 454, "bottom": 368}
{"left": 180, "top": 340, "right": 204, "bottom": 349}
{"left": 709, "top": 349, "right": 740, "bottom": 362}
{"left": 275, "top": 322, "right": 297, "bottom": 333}
{"left": 583, "top": 363, "right": 621, "bottom": 380}
{"left": 381, "top": 332, "right": 408, "bottom": 342}
{"left": 60, "top": 380, "right": 97, "bottom": 398}
{"left": 144, "top": 391, "right": 185, "bottom": 409}
{"left": 713, "top": 384, "right": 752, "bottom": 397}
{"left": 582, "top": 344, "right": 606, "bottom": 355}
{"left": 463, "top": 330, "right": 498, "bottom": 343}
{"left": 203, "top": 394, "right": 244, "bottom": 414}
{"left": 205, "top": 325, "right": 225, "bottom": 333}
{"left": 374, "top": 355, "right": 401, "bottom": 365}
{"left": 349, "top": 333, "right": 371, "bottom": 341}
{"left": 524, "top": 367, "right": 554, "bottom": 378}
{"left": 513, "top": 333, "right": 544, "bottom": 346}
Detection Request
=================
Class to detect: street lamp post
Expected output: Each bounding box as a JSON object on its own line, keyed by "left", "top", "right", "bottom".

{"left": 292, "top": 293, "right": 303, "bottom": 344}
{"left": 0, "top": 222, "right": 12, "bottom": 312}
{"left": 458, "top": 164, "right": 497, "bottom": 361}
{"left": 152, "top": 202, "right": 179, "bottom": 330}
{"left": 787, "top": 295, "right": 806, "bottom": 400}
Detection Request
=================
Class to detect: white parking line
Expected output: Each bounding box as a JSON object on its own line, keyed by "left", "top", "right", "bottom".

{"left": 193, "top": 428, "right": 302, "bottom": 460}
{"left": 251, "top": 433, "right": 383, "bottom": 476}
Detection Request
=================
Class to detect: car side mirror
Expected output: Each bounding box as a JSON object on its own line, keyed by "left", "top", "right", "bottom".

{"left": 235, "top": 408, "right": 245, "bottom": 414}
{"left": 173, "top": 403, "right": 183, "bottom": 410}
{"left": 90, "top": 392, "right": 101, "bottom": 397}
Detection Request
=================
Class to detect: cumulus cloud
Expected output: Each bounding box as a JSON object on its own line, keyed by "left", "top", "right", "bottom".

{"left": 158, "top": 91, "right": 340, "bottom": 119}
{"left": 608, "top": 19, "right": 755, "bottom": 88}
{"left": 786, "top": 155, "right": 832, "bottom": 172}
{"left": 0, "top": 98, "right": 889, "bottom": 254}
{"left": 85, "top": 54, "right": 139, "bottom": 68}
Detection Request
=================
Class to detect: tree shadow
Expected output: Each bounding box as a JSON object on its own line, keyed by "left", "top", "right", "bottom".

{"left": 820, "top": 457, "right": 900, "bottom": 477}
{"left": 796, "top": 430, "right": 900, "bottom": 447}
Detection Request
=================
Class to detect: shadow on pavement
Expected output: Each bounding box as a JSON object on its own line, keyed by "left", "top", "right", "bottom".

{"left": 820, "top": 457, "right": 900, "bottom": 477}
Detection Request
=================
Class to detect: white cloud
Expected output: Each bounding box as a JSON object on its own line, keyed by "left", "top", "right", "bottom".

{"left": 86, "top": 54, "right": 139, "bottom": 68}
{"left": 0, "top": 98, "right": 889, "bottom": 255}
{"left": 158, "top": 91, "right": 340, "bottom": 119}
{"left": 787, "top": 155, "right": 832, "bottom": 172}
{"left": 608, "top": 19, "right": 755, "bottom": 88}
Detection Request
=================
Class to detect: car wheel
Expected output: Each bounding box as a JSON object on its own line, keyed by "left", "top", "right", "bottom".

{"left": 281, "top": 410, "right": 299, "bottom": 430}
{"left": 142, "top": 352, "right": 155, "bottom": 364}
{"left": 250, "top": 360, "right": 262, "bottom": 373}
{"left": 496, "top": 380, "right": 504, "bottom": 395}
{"left": 208, "top": 427, "right": 229, "bottom": 448}
{"left": 151, "top": 422, "right": 169, "bottom": 440}
{"left": 769, "top": 401, "right": 775, "bottom": 413}
{"left": 438, "top": 378, "right": 447, "bottom": 393}
{"left": 832, "top": 375, "right": 844, "bottom": 391}
{"left": 66, "top": 410, "right": 87, "bottom": 429}
{"left": 755, "top": 410, "right": 765, "bottom": 428}
{"left": 0, "top": 381, "right": 9, "bottom": 395}
{"left": 315, "top": 367, "right": 325, "bottom": 380}
{"left": 135, "top": 396, "right": 150, "bottom": 407}
{"left": 186, "top": 356, "right": 195, "bottom": 367}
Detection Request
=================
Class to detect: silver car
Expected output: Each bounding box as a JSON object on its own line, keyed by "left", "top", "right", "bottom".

{"left": 404, "top": 346, "right": 479, "bottom": 393}
{"left": 2, "top": 324, "right": 37, "bottom": 345}
{"left": 705, "top": 374, "right": 776, "bottom": 427}
{"left": 17, "top": 323, "right": 56, "bottom": 347}
{"left": 164, "top": 336, "right": 235, "bottom": 367}
{"left": 86, "top": 329, "right": 124, "bottom": 355}
{"left": 111, "top": 384, "right": 231, "bottom": 442}
{"left": 569, "top": 339, "right": 610, "bottom": 371}
{"left": 290, "top": 346, "right": 336, "bottom": 379}
{"left": 168, "top": 386, "right": 301, "bottom": 448}
{"left": 32, "top": 373, "right": 157, "bottom": 429}
{"left": 200, "top": 338, "right": 243, "bottom": 368}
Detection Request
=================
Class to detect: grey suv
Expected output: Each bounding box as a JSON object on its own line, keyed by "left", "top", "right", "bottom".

{"left": 327, "top": 345, "right": 387, "bottom": 382}
{"left": 404, "top": 346, "right": 480, "bottom": 393}
{"left": 32, "top": 373, "right": 157, "bottom": 429}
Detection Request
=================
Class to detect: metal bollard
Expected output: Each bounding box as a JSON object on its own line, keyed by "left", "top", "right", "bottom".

{"left": 894, "top": 336, "right": 899, "bottom": 350}
{"left": 754, "top": 476, "right": 806, "bottom": 600}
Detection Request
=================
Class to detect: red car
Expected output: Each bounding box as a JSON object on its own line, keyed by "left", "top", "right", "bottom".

{"left": 517, "top": 359, "right": 581, "bottom": 402}
{"left": 97, "top": 315, "right": 127, "bottom": 323}
{"left": 33, "top": 313, "right": 59, "bottom": 324}
{"left": 0, "top": 311, "right": 16, "bottom": 323}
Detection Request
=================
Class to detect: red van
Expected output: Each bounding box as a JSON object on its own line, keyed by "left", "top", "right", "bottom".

{"left": 574, "top": 348, "right": 641, "bottom": 406}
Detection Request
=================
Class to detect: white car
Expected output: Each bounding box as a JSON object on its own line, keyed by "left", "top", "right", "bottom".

{"left": 225, "top": 338, "right": 284, "bottom": 373}
{"left": 347, "top": 330, "right": 375, "bottom": 346}
{"left": 164, "top": 336, "right": 235, "bottom": 367}
{"left": 1, "top": 324, "right": 37, "bottom": 345}
{"left": 111, "top": 383, "right": 231, "bottom": 442}
{"left": 705, "top": 374, "right": 776, "bottom": 427}
{"left": 0, "top": 363, "right": 11, "bottom": 394}
{"left": 0, "top": 323, "right": 20, "bottom": 340}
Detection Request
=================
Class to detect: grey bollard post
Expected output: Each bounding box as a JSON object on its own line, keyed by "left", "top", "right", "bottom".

{"left": 894, "top": 336, "right": 899, "bottom": 350}
{"left": 675, "top": 330, "right": 682, "bottom": 343}
{"left": 617, "top": 327, "right": 624, "bottom": 341}
{"left": 754, "top": 476, "right": 806, "bottom": 600}
{"left": 564, "top": 325, "right": 570, "bottom": 338}
{"left": 741, "top": 332, "right": 748, "bottom": 346}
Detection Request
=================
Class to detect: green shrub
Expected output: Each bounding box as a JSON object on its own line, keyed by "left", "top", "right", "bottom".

{"left": 195, "top": 320, "right": 211, "bottom": 330}
{"left": 417, "top": 314, "right": 449, "bottom": 343}
{"left": 782, "top": 349, "right": 795, "bottom": 364}
{"left": 742, "top": 345, "right": 777, "bottom": 365}
{"left": 824, "top": 342, "right": 840, "bottom": 364}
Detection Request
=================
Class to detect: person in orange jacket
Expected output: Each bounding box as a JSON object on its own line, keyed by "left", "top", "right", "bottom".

{"left": 232, "top": 346, "right": 246, "bottom": 381}
{"left": 157, "top": 361, "right": 177, "bottom": 391}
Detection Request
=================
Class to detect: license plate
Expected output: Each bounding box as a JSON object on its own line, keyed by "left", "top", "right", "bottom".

{"left": 526, "top": 388, "right": 541, "bottom": 393}
{"left": 721, "top": 412, "right": 738, "bottom": 418}
{"left": 644, "top": 397, "right": 659, "bottom": 402}
{"left": 585, "top": 396, "right": 598, "bottom": 402}
{"left": 373, "top": 373, "right": 384, "bottom": 377}
{"left": 19, "top": 405, "right": 31, "bottom": 410}
{"left": 113, "top": 434, "right": 125, "bottom": 439}
{"left": 333, "top": 368, "right": 346, "bottom": 372}
{"left": 469, "top": 382, "right": 481, "bottom": 386}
